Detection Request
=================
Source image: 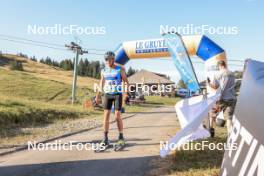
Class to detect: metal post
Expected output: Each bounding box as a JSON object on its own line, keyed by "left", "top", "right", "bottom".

{"left": 72, "top": 49, "right": 79, "bottom": 104}
{"left": 65, "top": 42, "right": 88, "bottom": 105}
{"left": 203, "top": 87, "right": 210, "bottom": 130}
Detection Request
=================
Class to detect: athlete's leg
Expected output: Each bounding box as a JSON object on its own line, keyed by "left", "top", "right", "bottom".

{"left": 115, "top": 110, "right": 123, "bottom": 133}
{"left": 103, "top": 110, "right": 111, "bottom": 137}
{"left": 102, "top": 94, "right": 113, "bottom": 143}
{"left": 114, "top": 94, "right": 124, "bottom": 140}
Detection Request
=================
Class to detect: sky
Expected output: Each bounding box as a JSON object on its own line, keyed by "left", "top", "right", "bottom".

{"left": 0, "top": 0, "right": 263, "bottom": 82}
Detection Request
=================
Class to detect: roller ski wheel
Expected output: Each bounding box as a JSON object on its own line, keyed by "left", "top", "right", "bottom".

{"left": 94, "top": 140, "right": 110, "bottom": 153}
{"left": 114, "top": 139, "right": 125, "bottom": 151}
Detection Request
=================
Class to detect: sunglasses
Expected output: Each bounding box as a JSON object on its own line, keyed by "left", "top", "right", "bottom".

{"left": 105, "top": 57, "right": 114, "bottom": 61}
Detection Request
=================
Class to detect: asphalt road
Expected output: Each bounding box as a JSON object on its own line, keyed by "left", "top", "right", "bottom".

{"left": 0, "top": 106, "right": 179, "bottom": 176}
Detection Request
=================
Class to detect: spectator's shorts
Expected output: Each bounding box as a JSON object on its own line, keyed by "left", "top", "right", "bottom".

{"left": 210, "top": 99, "right": 237, "bottom": 120}
{"left": 103, "top": 93, "right": 122, "bottom": 111}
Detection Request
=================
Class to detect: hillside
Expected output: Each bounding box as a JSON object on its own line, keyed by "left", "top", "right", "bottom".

{"left": 0, "top": 54, "right": 100, "bottom": 139}
{"left": 0, "top": 54, "right": 99, "bottom": 103}
{"left": 0, "top": 54, "right": 99, "bottom": 88}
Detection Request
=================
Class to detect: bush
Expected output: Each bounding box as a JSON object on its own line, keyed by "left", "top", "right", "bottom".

{"left": 9, "top": 60, "right": 23, "bottom": 71}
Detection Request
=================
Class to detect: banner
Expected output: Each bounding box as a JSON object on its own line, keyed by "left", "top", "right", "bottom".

{"left": 163, "top": 33, "right": 200, "bottom": 92}
{"left": 220, "top": 59, "right": 264, "bottom": 176}
{"left": 160, "top": 91, "right": 220, "bottom": 157}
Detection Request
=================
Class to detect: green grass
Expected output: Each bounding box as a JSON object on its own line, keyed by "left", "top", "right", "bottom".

{"left": 0, "top": 95, "right": 102, "bottom": 137}
{"left": 0, "top": 68, "right": 100, "bottom": 138}
{"left": 125, "top": 96, "right": 181, "bottom": 113}
{"left": 0, "top": 69, "right": 93, "bottom": 103}
{"left": 167, "top": 126, "right": 227, "bottom": 176}
{"left": 145, "top": 96, "right": 181, "bottom": 106}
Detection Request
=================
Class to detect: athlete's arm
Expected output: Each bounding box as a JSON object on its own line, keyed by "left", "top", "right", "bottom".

{"left": 120, "top": 67, "right": 129, "bottom": 94}
{"left": 95, "top": 72, "right": 105, "bottom": 104}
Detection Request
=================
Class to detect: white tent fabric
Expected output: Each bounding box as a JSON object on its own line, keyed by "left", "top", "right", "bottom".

{"left": 160, "top": 91, "right": 220, "bottom": 157}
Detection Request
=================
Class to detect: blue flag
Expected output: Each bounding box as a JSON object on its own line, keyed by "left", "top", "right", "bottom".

{"left": 163, "top": 33, "right": 200, "bottom": 92}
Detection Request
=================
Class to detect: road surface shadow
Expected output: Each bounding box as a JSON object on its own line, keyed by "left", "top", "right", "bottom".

{"left": 95, "top": 124, "right": 179, "bottom": 131}
{"left": 35, "top": 138, "right": 155, "bottom": 151}
{"left": 123, "top": 124, "right": 179, "bottom": 130}
{"left": 75, "top": 138, "right": 157, "bottom": 148}
{"left": 0, "top": 156, "right": 158, "bottom": 176}
{"left": 126, "top": 111, "right": 175, "bottom": 114}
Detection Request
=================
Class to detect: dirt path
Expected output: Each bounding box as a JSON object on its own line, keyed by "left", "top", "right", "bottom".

{"left": 0, "top": 106, "right": 179, "bottom": 176}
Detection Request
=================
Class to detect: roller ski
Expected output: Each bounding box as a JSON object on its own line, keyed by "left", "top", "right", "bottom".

{"left": 94, "top": 140, "right": 111, "bottom": 153}
{"left": 114, "top": 139, "right": 125, "bottom": 151}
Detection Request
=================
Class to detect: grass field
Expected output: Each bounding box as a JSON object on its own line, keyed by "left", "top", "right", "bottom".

{"left": 145, "top": 96, "right": 181, "bottom": 106}
{"left": 150, "top": 126, "right": 227, "bottom": 176}
{"left": 0, "top": 55, "right": 100, "bottom": 144}
{"left": 0, "top": 57, "right": 97, "bottom": 124}
{"left": 169, "top": 127, "right": 227, "bottom": 176}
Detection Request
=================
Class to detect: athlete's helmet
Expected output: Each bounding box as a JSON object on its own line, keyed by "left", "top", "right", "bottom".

{"left": 104, "top": 51, "right": 115, "bottom": 60}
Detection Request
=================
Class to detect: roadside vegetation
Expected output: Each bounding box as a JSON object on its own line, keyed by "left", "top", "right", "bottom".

{"left": 169, "top": 126, "right": 227, "bottom": 175}
{"left": 150, "top": 126, "right": 227, "bottom": 176}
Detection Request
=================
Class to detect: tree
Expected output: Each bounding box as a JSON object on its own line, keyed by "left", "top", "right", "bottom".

{"left": 36, "top": 56, "right": 103, "bottom": 79}
{"left": 45, "top": 56, "right": 52, "bottom": 65}
{"left": 52, "top": 60, "right": 59, "bottom": 67}
{"left": 17, "top": 52, "right": 28, "bottom": 58}
{"left": 78, "top": 59, "right": 85, "bottom": 76}
{"left": 60, "top": 59, "right": 73, "bottom": 70}
{"left": 84, "top": 59, "right": 90, "bottom": 76}
{"left": 127, "top": 66, "right": 136, "bottom": 76}
{"left": 10, "top": 60, "right": 23, "bottom": 71}
{"left": 91, "top": 62, "right": 97, "bottom": 78}
{"left": 30, "top": 56, "right": 37, "bottom": 62}
{"left": 39, "top": 58, "right": 45, "bottom": 64}
{"left": 94, "top": 61, "right": 100, "bottom": 76}
{"left": 101, "top": 62, "right": 105, "bottom": 70}
{"left": 177, "top": 79, "right": 187, "bottom": 89}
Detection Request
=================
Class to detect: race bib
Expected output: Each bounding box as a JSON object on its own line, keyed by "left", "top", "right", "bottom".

{"left": 105, "top": 80, "right": 118, "bottom": 93}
